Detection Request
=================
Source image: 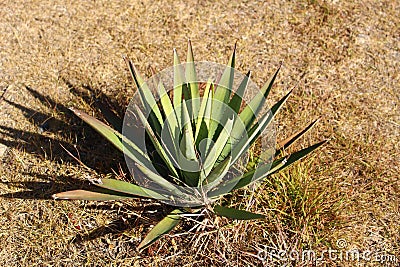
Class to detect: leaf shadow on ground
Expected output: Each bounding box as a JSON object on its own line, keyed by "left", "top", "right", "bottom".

{"left": 0, "top": 169, "right": 174, "bottom": 245}
{"left": 71, "top": 201, "right": 171, "bottom": 244}
{"left": 0, "top": 171, "right": 97, "bottom": 200}
{"left": 0, "top": 82, "right": 177, "bottom": 246}
{"left": 0, "top": 84, "right": 125, "bottom": 172}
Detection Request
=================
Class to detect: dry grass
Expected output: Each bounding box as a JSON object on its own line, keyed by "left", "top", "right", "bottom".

{"left": 0, "top": 0, "right": 399, "bottom": 266}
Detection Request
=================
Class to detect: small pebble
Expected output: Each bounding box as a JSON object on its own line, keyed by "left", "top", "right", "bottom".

{"left": 0, "top": 143, "right": 8, "bottom": 158}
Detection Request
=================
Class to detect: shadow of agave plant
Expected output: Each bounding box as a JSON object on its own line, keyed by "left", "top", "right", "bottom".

{"left": 0, "top": 84, "right": 125, "bottom": 172}
{"left": 53, "top": 40, "right": 327, "bottom": 251}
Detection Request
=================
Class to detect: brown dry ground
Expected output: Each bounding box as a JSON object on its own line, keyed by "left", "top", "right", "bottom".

{"left": 0, "top": 0, "right": 399, "bottom": 266}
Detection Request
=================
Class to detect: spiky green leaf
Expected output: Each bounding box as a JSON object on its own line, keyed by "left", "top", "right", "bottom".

{"left": 158, "top": 80, "right": 177, "bottom": 130}
{"left": 238, "top": 65, "right": 281, "bottom": 129}
{"left": 69, "top": 108, "right": 153, "bottom": 171}
{"left": 52, "top": 189, "right": 132, "bottom": 201}
{"left": 269, "top": 139, "right": 328, "bottom": 175}
{"left": 137, "top": 209, "right": 183, "bottom": 251}
{"left": 233, "top": 139, "right": 328, "bottom": 190}
{"left": 124, "top": 56, "right": 163, "bottom": 134}
{"left": 201, "top": 154, "right": 231, "bottom": 188}
{"left": 186, "top": 40, "right": 200, "bottom": 120}
{"left": 214, "top": 205, "right": 265, "bottom": 220}
{"left": 173, "top": 49, "right": 184, "bottom": 109}
{"left": 179, "top": 100, "right": 200, "bottom": 186}
{"left": 208, "top": 45, "right": 236, "bottom": 140}
{"left": 134, "top": 105, "right": 179, "bottom": 178}
{"left": 95, "top": 178, "right": 169, "bottom": 200}
{"left": 203, "top": 115, "right": 234, "bottom": 176}
{"left": 228, "top": 70, "right": 251, "bottom": 114}
{"left": 180, "top": 101, "right": 197, "bottom": 161}
{"left": 276, "top": 119, "right": 320, "bottom": 156}
{"left": 194, "top": 81, "right": 213, "bottom": 146}
{"left": 230, "top": 110, "right": 273, "bottom": 165}
{"left": 135, "top": 163, "right": 186, "bottom": 197}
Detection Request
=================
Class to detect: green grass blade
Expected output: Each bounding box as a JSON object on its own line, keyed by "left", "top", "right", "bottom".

{"left": 214, "top": 205, "right": 265, "bottom": 220}
{"left": 228, "top": 70, "right": 251, "bottom": 114}
{"left": 53, "top": 189, "right": 133, "bottom": 201}
{"left": 137, "top": 209, "right": 183, "bottom": 251}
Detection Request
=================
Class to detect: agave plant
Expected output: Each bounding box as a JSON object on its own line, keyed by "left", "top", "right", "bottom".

{"left": 54, "top": 41, "right": 326, "bottom": 251}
